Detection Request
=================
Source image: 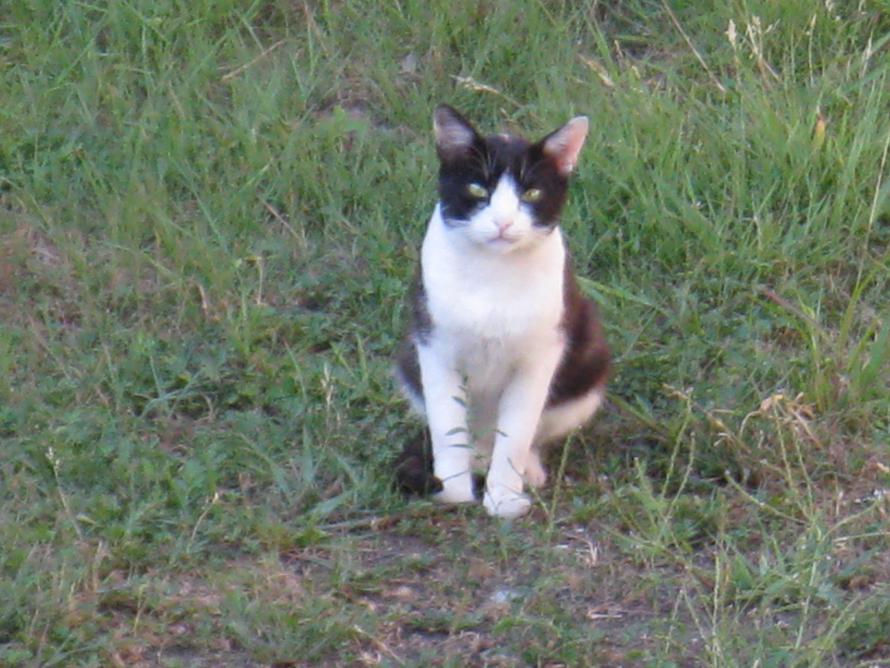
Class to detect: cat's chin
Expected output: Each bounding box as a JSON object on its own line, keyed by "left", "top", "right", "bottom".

{"left": 477, "top": 235, "right": 529, "bottom": 254}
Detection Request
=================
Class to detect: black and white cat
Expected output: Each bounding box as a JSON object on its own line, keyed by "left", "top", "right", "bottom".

{"left": 396, "top": 105, "right": 609, "bottom": 518}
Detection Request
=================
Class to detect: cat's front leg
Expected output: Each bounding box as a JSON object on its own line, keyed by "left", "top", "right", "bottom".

{"left": 484, "top": 353, "right": 561, "bottom": 518}
{"left": 416, "top": 344, "right": 476, "bottom": 504}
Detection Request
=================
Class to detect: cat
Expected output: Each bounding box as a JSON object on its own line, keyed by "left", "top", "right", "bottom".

{"left": 395, "top": 105, "right": 610, "bottom": 518}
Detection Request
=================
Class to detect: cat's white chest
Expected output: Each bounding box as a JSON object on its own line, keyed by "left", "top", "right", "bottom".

{"left": 421, "top": 206, "right": 566, "bottom": 364}
{"left": 435, "top": 266, "right": 553, "bottom": 339}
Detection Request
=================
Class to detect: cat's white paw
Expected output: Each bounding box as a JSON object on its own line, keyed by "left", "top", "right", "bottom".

{"left": 434, "top": 475, "right": 476, "bottom": 505}
{"left": 524, "top": 454, "right": 547, "bottom": 489}
{"left": 483, "top": 488, "right": 532, "bottom": 518}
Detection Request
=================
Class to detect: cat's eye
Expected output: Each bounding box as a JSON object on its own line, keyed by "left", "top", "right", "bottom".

{"left": 466, "top": 183, "right": 488, "bottom": 199}
{"left": 521, "top": 188, "right": 543, "bottom": 203}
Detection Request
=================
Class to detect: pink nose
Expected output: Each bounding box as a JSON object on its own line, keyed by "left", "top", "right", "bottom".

{"left": 496, "top": 220, "right": 513, "bottom": 233}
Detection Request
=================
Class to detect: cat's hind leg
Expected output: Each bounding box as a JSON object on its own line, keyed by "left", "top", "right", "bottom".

{"left": 537, "top": 385, "right": 606, "bottom": 444}
{"left": 524, "top": 449, "right": 548, "bottom": 488}
{"left": 529, "top": 385, "right": 607, "bottom": 487}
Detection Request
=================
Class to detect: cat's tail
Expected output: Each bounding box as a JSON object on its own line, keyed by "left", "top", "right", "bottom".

{"left": 393, "top": 429, "right": 444, "bottom": 496}
{"left": 394, "top": 430, "right": 487, "bottom": 500}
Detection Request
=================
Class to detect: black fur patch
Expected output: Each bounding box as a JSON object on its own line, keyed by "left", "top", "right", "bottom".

{"left": 547, "top": 259, "right": 611, "bottom": 406}
{"left": 393, "top": 429, "right": 442, "bottom": 496}
{"left": 395, "top": 339, "right": 422, "bottom": 401}
{"left": 394, "top": 269, "right": 429, "bottom": 401}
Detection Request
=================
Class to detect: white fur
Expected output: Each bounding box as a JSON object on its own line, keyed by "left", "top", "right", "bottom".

{"left": 455, "top": 175, "right": 548, "bottom": 252}
{"left": 410, "top": 178, "right": 602, "bottom": 518}
{"left": 535, "top": 385, "right": 605, "bottom": 446}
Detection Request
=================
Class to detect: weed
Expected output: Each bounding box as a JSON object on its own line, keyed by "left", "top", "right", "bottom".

{"left": 1, "top": 1, "right": 889, "bottom": 665}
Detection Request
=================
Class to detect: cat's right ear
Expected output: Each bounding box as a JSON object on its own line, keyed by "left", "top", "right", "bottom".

{"left": 433, "top": 105, "right": 479, "bottom": 162}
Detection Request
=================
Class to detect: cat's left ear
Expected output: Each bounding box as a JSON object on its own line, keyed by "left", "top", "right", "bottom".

{"left": 541, "top": 116, "right": 589, "bottom": 175}
{"left": 433, "top": 105, "right": 480, "bottom": 162}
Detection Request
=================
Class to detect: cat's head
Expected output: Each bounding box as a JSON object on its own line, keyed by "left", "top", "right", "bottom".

{"left": 433, "top": 105, "right": 588, "bottom": 253}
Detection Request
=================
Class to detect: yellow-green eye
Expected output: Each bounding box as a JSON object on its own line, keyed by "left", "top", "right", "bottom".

{"left": 521, "top": 188, "right": 542, "bottom": 203}
{"left": 466, "top": 183, "right": 488, "bottom": 199}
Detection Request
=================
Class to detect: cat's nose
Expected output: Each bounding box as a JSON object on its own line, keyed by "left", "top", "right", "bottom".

{"left": 495, "top": 219, "right": 514, "bottom": 233}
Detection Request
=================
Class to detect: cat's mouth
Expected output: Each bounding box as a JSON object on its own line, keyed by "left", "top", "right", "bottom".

{"left": 486, "top": 236, "right": 518, "bottom": 249}
{"left": 488, "top": 232, "right": 519, "bottom": 245}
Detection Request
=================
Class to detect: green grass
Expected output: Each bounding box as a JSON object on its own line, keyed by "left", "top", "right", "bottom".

{"left": 1, "top": 0, "right": 889, "bottom": 665}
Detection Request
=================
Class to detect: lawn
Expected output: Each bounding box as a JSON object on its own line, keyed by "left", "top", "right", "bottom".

{"left": 1, "top": 1, "right": 889, "bottom": 665}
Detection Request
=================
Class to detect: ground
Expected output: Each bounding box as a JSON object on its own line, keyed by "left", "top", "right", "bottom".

{"left": 1, "top": 1, "right": 889, "bottom": 666}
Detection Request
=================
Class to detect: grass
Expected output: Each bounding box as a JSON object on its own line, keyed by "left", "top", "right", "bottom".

{"left": 1, "top": 0, "right": 889, "bottom": 665}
